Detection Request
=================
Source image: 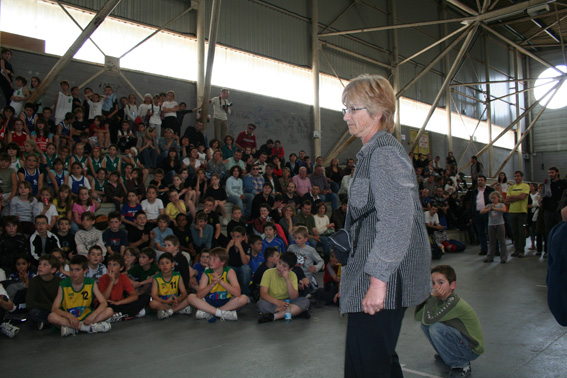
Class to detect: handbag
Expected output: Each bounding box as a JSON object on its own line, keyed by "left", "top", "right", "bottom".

{"left": 328, "top": 207, "right": 376, "bottom": 266}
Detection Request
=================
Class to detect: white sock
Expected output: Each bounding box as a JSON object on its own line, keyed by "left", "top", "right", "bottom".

{"left": 215, "top": 309, "right": 222, "bottom": 317}
{"left": 79, "top": 323, "right": 90, "bottom": 332}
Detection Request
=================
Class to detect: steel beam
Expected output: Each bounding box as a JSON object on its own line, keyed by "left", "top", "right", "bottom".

{"left": 319, "top": 41, "right": 392, "bottom": 69}
{"left": 28, "top": 0, "right": 122, "bottom": 103}
{"left": 197, "top": 0, "right": 206, "bottom": 103}
{"left": 312, "top": 0, "right": 321, "bottom": 158}
{"left": 319, "top": 17, "right": 472, "bottom": 37}
{"left": 199, "top": 0, "right": 222, "bottom": 131}
{"left": 495, "top": 79, "right": 561, "bottom": 174}
{"left": 458, "top": 78, "right": 563, "bottom": 173}
{"left": 481, "top": 23, "right": 562, "bottom": 75}
{"left": 484, "top": 32, "right": 493, "bottom": 176}
{"left": 56, "top": 1, "right": 106, "bottom": 56}
{"left": 397, "top": 25, "right": 472, "bottom": 98}
{"left": 410, "top": 24, "right": 479, "bottom": 152}
{"left": 119, "top": 4, "right": 194, "bottom": 60}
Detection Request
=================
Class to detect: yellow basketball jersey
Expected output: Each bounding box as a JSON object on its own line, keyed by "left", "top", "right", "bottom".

{"left": 59, "top": 277, "right": 95, "bottom": 321}
{"left": 154, "top": 271, "right": 181, "bottom": 300}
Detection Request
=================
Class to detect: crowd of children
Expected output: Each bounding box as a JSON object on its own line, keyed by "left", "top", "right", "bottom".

{"left": 0, "top": 79, "right": 355, "bottom": 340}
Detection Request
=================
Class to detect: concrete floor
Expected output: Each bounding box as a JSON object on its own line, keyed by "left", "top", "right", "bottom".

{"left": 2, "top": 240, "right": 565, "bottom": 378}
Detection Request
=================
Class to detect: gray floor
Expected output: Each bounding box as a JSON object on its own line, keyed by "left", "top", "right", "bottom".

{"left": 2, "top": 240, "right": 565, "bottom": 378}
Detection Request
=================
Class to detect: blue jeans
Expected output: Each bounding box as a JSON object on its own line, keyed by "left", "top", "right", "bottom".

{"left": 140, "top": 148, "right": 158, "bottom": 169}
{"left": 421, "top": 322, "right": 479, "bottom": 369}
{"left": 231, "top": 265, "right": 252, "bottom": 296}
{"left": 318, "top": 235, "right": 332, "bottom": 257}
{"left": 241, "top": 193, "right": 255, "bottom": 219}
{"left": 320, "top": 192, "right": 338, "bottom": 210}
{"left": 473, "top": 211, "right": 489, "bottom": 253}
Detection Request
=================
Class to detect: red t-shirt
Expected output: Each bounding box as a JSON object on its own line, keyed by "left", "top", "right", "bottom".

{"left": 98, "top": 273, "right": 135, "bottom": 302}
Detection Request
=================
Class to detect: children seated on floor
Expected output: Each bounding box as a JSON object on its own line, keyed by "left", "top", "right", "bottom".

{"left": 148, "top": 252, "right": 193, "bottom": 320}
{"left": 414, "top": 265, "right": 484, "bottom": 378}
{"left": 47, "top": 255, "right": 113, "bottom": 337}
{"left": 256, "top": 251, "right": 310, "bottom": 323}
{"left": 187, "top": 247, "right": 247, "bottom": 322}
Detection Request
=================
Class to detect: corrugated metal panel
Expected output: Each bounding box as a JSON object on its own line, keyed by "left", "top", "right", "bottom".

{"left": 529, "top": 51, "right": 567, "bottom": 153}
{"left": 59, "top": 0, "right": 196, "bottom": 34}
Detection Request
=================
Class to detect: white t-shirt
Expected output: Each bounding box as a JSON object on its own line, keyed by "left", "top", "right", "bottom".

{"left": 87, "top": 100, "right": 103, "bottom": 119}
{"left": 32, "top": 202, "right": 59, "bottom": 225}
{"left": 54, "top": 91, "right": 73, "bottom": 121}
{"left": 211, "top": 96, "right": 230, "bottom": 120}
{"left": 142, "top": 198, "right": 164, "bottom": 221}
{"left": 424, "top": 211, "right": 439, "bottom": 226}
{"left": 162, "top": 101, "right": 178, "bottom": 118}
{"left": 149, "top": 104, "right": 162, "bottom": 125}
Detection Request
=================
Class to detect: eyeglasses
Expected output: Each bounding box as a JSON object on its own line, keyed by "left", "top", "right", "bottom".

{"left": 342, "top": 107, "right": 366, "bottom": 115}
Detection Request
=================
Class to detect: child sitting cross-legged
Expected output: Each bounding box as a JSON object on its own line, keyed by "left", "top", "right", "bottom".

{"left": 128, "top": 247, "right": 159, "bottom": 295}
{"left": 187, "top": 247, "right": 247, "bottom": 322}
{"left": 47, "top": 255, "right": 113, "bottom": 337}
{"left": 414, "top": 265, "right": 484, "bottom": 378}
{"left": 250, "top": 247, "right": 280, "bottom": 302}
{"left": 149, "top": 252, "right": 193, "bottom": 320}
{"left": 257, "top": 251, "right": 310, "bottom": 323}
{"left": 26, "top": 254, "right": 62, "bottom": 330}
{"left": 98, "top": 254, "right": 150, "bottom": 322}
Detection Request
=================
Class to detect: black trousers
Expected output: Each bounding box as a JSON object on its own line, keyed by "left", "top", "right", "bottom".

{"left": 345, "top": 308, "right": 406, "bottom": 378}
{"left": 109, "top": 294, "right": 150, "bottom": 317}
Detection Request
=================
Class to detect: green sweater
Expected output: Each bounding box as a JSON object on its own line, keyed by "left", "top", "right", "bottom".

{"left": 26, "top": 275, "right": 62, "bottom": 311}
{"left": 415, "top": 294, "right": 484, "bottom": 354}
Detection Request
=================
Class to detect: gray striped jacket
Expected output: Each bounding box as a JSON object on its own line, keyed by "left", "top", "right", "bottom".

{"left": 339, "top": 130, "right": 431, "bottom": 314}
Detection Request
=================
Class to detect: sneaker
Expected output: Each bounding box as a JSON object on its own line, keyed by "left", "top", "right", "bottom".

{"left": 483, "top": 258, "right": 494, "bottom": 263}
{"left": 135, "top": 308, "right": 146, "bottom": 318}
{"left": 178, "top": 306, "right": 192, "bottom": 315}
{"left": 60, "top": 325, "right": 76, "bottom": 337}
{"left": 478, "top": 250, "right": 487, "bottom": 256}
{"left": 157, "top": 310, "right": 171, "bottom": 320}
{"left": 448, "top": 363, "right": 471, "bottom": 378}
{"left": 88, "top": 322, "right": 111, "bottom": 334}
{"left": 196, "top": 309, "right": 214, "bottom": 321}
{"left": 219, "top": 310, "right": 238, "bottom": 321}
{"left": 257, "top": 313, "right": 275, "bottom": 324}
{"left": 108, "top": 312, "right": 127, "bottom": 323}
{"left": 1, "top": 322, "right": 20, "bottom": 338}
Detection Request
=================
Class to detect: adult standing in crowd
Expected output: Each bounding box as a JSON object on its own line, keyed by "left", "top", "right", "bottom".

{"left": 506, "top": 171, "right": 530, "bottom": 257}
{"left": 469, "top": 176, "right": 494, "bottom": 256}
{"left": 470, "top": 155, "right": 484, "bottom": 184}
{"left": 542, "top": 167, "right": 567, "bottom": 250}
{"left": 339, "top": 74, "right": 431, "bottom": 377}
{"left": 1, "top": 48, "right": 15, "bottom": 106}
{"left": 210, "top": 88, "right": 231, "bottom": 142}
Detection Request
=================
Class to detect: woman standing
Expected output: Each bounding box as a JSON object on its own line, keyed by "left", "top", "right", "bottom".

{"left": 339, "top": 74, "right": 431, "bottom": 377}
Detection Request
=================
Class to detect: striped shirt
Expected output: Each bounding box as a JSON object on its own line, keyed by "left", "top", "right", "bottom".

{"left": 340, "top": 130, "right": 431, "bottom": 314}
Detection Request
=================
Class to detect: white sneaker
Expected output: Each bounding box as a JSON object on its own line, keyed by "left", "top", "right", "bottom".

{"left": 1, "top": 322, "right": 20, "bottom": 338}
{"left": 158, "top": 309, "right": 174, "bottom": 320}
{"left": 60, "top": 325, "right": 76, "bottom": 337}
{"left": 135, "top": 308, "right": 146, "bottom": 318}
{"left": 108, "top": 312, "right": 127, "bottom": 323}
{"left": 178, "top": 306, "right": 192, "bottom": 315}
{"left": 88, "top": 322, "right": 111, "bottom": 334}
{"left": 219, "top": 310, "right": 238, "bottom": 321}
{"left": 195, "top": 309, "right": 214, "bottom": 320}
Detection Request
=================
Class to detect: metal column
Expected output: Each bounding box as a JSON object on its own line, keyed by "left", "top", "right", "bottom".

{"left": 312, "top": 0, "right": 321, "bottom": 158}
{"left": 199, "top": 0, "right": 222, "bottom": 131}
{"left": 196, "top": 0, "right": 206, "bottom": 103}
{"left": 484, "top": 32, "right": 493, "bottom": 176}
